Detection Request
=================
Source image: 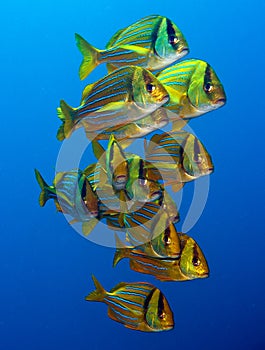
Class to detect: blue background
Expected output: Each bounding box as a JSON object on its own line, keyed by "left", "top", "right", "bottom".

{"left": 1, "top": 1, "right": 265, "bottom": 349}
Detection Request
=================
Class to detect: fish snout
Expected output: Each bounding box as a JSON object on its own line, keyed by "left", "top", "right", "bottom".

{"left": 215, "top": 97, "right": 226, "bottom": 106}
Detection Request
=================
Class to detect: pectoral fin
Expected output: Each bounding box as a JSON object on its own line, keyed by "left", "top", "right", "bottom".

{"left": 82, "top": 218, "right": 99, "bottom": 236}
{"left": 171, "top": 182, "right": 185, "bottom": 192}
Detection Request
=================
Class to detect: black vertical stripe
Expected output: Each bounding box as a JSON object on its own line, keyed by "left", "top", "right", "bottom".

{"left": 143, "top": 288, "right": 156, "bottom": 313}
{"left": 157, "top": 292, "right": 165, "bottom": 318}
{"left": 166, "top": 18, "right": 176, "bottom": 38}
{"left": 193, "top": 138, "right": 200, "bottom": 162}
{"left": 138, "top": 159, "right": 145, "bottom": 180}
{"left": 204, "top": 64, "right": 212, "bottom": 85}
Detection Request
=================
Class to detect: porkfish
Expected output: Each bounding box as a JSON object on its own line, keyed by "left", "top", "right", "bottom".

{"left": 156, "top": 59, "right": 226, "bottom": 126}
{"left": 34, "top": 169, "right": 100, "bottom": 235}
{"left": 106, "top": 191, "right": 181, "bottom": 254}
{"left": 85, "top": 275, "right": 174, "bottom": 332}
{"left": 144, "top": 130, "right": 214, "bottom": 191}
{"left": 57, "top": 66, "right": 169, "bottom": 140}
{"left": 76, "top": 14, "right": 189, "bottom": 79}
{"left": 88, "top": 136, "right": 163, "bottom": 203}
{"left": 113, "top": 233, "right": 209, "bottom": 282}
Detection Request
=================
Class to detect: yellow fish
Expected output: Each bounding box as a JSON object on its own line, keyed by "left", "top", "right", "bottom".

{"left": 157, "top": 59, "right": 226, "bottom": 125}
{"left": 113, "top": 233, "right": 209, "bottom": 281}
{"left": 57, "top": 66, "right": 169, "bottom": 140}
{"left": 76, "top": 15, "right": 189, "bottom": 79}
{"left": 85, "top": 275, "right": 174, "bottom": 332}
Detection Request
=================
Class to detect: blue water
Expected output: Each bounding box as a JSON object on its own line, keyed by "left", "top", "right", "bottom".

{"left": 1, "top": 1, "right": 265, "bottom": 349}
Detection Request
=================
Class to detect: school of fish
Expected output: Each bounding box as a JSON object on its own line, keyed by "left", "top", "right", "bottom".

{"left": 35, "top": 14, "right": 226, "bottom": 332}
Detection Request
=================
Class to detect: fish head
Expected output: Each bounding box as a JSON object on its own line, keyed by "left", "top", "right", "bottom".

{"left": 187, "top": 61, "right": 226, "bottom": 113}
{"left": 181, "top": 134, "right": 214, "bottom": 178}
{"left": 82, "top": 178, "right": 99, "bottom": 217}
{"left": 145, "top": 289, "right": 174, "bottom": 331}
{"left": 154, "top": 18, "right": 189, "bottom": 63}
{"left": 126, "top": 157, "right": 163, "bottom": 202}
{"left": 152, "top": 214, "right": 181, "bottom": 258}
{"left": 132, "top": 67, "right": 169, "bottom": 111}
{"left": 106, "top": 135, "right": 129, "bottom": 190}
{"left": 129, "top": 178, "right": 162, "bottom": 202}
{"left": 179, "top": 234, "right": 209, "bottom": 279}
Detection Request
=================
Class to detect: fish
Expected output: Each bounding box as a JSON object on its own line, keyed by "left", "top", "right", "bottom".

{"left": 34, "top": 169, "right": 100, "bottom": 235}
{"left": 85, "top": 275, "right": 174, "bottom": 332}
{"left": 89, "top": 136, "right": 163, "bottom": 203}
{"left": 144, "top": 130, "right": 214, "bottom": 189}
{"left": 75, "top": 15, "right": 189, "bottom": 79}
{"left": 105, "top": 190, "right": 162, "bottom": 245}
{"left": 106, "top": 191, "right": 180, "bottom": 253}
{"left": 113, "top": 233, "right": 209, "bottom": 282}
{"left": 126, "top": 157, "right": 163, "bottom": 202}
{"left": 57, "top": 66, "right": 169, "bottom": 140}
{"left": 113, "top": 206, "right": 181, "bottom": 259}
{"left": 105, "top": 135, "right": 129, "bottom": 190}
{"left": 156, "top": 59, "right": 226, "bottom": 121}
{"left": 84, "top": 108, "right": 169, "bottom": 143}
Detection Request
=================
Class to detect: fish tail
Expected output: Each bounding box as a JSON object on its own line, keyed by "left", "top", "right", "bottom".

{"left": 34, "top": 169, "right": 54, "bottom": 207}
{"left": 113, "top": 235, "right": 130, "bottom": 267}
{"left": 56, "top": 100, "right": 76, "bottom": 140}
{"left": 85, "top": 275, "right": 106, "bottom": 302}
{"left": 75, "top": 33, "right": 101, "bottom": 80}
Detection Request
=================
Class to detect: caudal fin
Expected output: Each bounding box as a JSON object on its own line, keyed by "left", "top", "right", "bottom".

{"left": 85, "top": 275, "right": 106, "bottom": 302}
{"left": 56, "top": 100, "right": 76, "bottom": 141}
{"left": 34, "top": 169, "right": 55, "bottom": 207}
{"left": 113, "top": 234, "right": 130, "bottom": 267}
{"left": 75, "top": 33, "right": 100, "bottom": 80}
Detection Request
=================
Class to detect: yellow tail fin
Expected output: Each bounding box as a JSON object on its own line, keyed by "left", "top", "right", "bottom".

{"left": 75, "top": 33, "right": 100, "bottom": 80}
{"left": 85, "top": 275, "right": 106, "bottom": 302}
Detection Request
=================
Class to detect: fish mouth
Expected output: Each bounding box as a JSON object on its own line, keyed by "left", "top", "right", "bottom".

{"left": 160, "top": 94, "right": 170, "bottom": 104}
{"left": 214, "top": 98, "right": 226, "bottom": 106}
{"left": 88, "top": 211, "right": 99, "bottom": 218}
{"left": 176, "top": 47, "right": 189, "bottom": 58}
{"left": 150, "top": 191, "right": 162, "bottom": 200}
{"left": 201, "top": 272, "right": 209, "bottom": 278}
{"left": 164, "top": 324, "right": 174, "bottom": 330}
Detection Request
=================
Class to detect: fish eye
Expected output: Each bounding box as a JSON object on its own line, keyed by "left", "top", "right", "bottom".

{"left": 193, "top": 155, "right": 203, "bottom": 164}
{"left": 158, "top": 311, "right": 166, "bottom": 319}
{"left": 192, "top": 257, "right": 201, "bottom": 266}
{"left": 204, "top": 82, "right": 213, "bottom": 93}
{"left": 138, "top": 178, "right": 147, "bottom": 186}
{"left": 146, "top": 83, "right": 156, "bottom": 93}
{"left": 164, "top": 235, "right": 171, "bottom": 245}
{"left": 169, "top": 35, "right": 178, "bottom": 45}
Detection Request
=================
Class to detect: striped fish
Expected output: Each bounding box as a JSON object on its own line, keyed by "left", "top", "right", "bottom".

{"left": 157, "top": 59, "right": 226, "bottom": 120}
{"left": 57, "top": 66, "right": 169, "bottom": 140}
{"left": 75, "top": 15, "right": 188, "bottom": 79}
{"left": 105, "top": 134, "right": 129, "bottom": 190}
{"left": 87, "top": 136, "right": 163, "bottom": 203}
{"left": 126, "top": 156, "right": 163, "bottom": 203}
{"left": 85, "top": 275, "right": 174, "bottom": 332}
{"left": 105, "top": 190, "right": 180, "bottom": 252}
{"left": 112, "top": 207, "right": 181, "bottom": 259}
{"left": 34, "top": 169, "right": 100, "bottom": 235}
{"left": 144, "top": 130, "right": 214, "bottom": 188}
{"left": 105, "top": 190, "right": 162, "bottom": 246}
{"left": 113, "top": 233, "right": 209, "bottom": 282}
